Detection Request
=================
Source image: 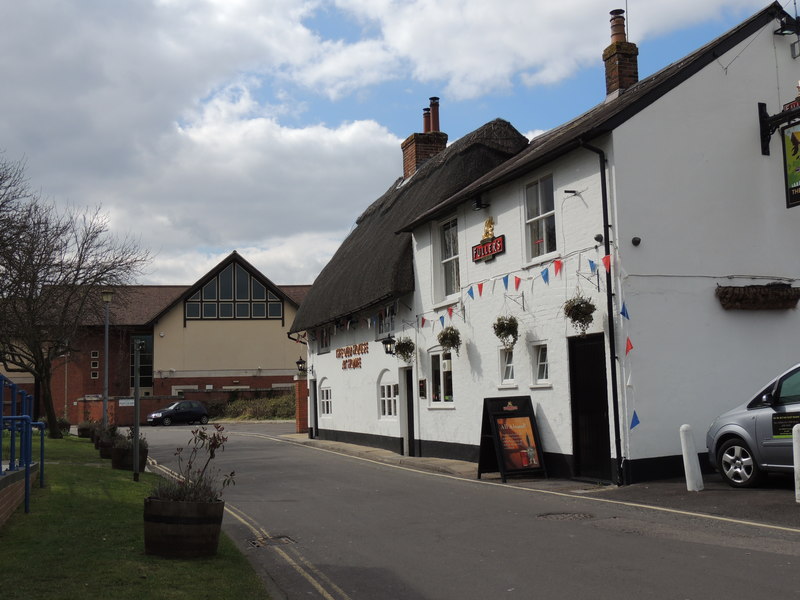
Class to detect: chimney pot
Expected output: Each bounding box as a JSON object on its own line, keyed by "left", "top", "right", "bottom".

{"left": 401, "top": 97, "right": 447, "bottom": 179}
{"left": 603, "top": 9, "right": 638, "bottom": 96}
{"left": 609, "top": 9, "right": 627, "bottom": 43}
{"left": 429, "top": 97, "right": 440, "bottom": 132}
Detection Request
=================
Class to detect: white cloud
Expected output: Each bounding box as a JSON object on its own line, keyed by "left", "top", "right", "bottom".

{"left": 0, "top": 0, "right": 772, "bottom": 286}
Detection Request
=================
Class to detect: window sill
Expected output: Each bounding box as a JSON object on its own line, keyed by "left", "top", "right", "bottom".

{"left": 432, "top": 297, "right": 460, "bottom": 311}
{"left": 523, "top": 251, "right": 561, "bottom": 270}
{"left": 427, "top": 403, "right": 456, "bottom": 410}
{"left": 498, "top": 383, "right": 518, "bottom": 390}
{"left": 529, "top": 383, "right": 552, "bottom": 389}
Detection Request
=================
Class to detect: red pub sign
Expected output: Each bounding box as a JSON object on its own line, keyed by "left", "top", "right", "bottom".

{"left": 472, "top": 234, "right": 505, "bottom": 262}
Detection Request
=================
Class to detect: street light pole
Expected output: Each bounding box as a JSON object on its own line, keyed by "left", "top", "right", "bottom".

{"left": 101, "top": 290, "right": 114, "bottom": 428}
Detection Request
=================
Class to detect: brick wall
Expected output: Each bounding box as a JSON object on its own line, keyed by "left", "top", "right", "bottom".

{"left": 0, "top": 468, "right": 36, "bottom": 527}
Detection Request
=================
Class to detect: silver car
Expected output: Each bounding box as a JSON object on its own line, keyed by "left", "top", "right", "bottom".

{"left": 706, "top": 363, "right": 800, "bottom": 487}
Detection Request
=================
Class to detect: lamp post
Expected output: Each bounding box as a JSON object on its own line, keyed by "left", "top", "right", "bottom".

{"left": 101, "top": 289, "right": 114, "bottom": 428}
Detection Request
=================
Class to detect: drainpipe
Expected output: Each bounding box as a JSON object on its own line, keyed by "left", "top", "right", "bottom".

{"left": 580, "top": 140, "right": 625, "bottom": 486}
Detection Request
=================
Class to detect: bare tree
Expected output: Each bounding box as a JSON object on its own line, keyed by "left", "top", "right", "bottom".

{"left": 0, "top": 156, "right": 150, "bottom": 438}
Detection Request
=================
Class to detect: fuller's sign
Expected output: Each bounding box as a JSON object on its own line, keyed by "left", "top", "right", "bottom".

{"left": 472, "top": 235, "right": 505, "bottom": 262}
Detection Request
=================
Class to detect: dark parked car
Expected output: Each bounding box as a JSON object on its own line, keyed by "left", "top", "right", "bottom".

{"left": 147, "top": 400, "right": 209, "bottom": 426}
{"left": 706, "top": 363, "right": 800, "bottom": 487}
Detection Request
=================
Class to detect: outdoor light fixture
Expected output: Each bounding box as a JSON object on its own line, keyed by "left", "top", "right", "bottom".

{"left": 381, "top": 335, "right": 397, "bottom": 356}
{"left": 101, "top": 289, "right": 114, "bottom": 428}
{"left": 472, "top": 197, "right": 490, "bottom": 211}
{"left": 774, "top": 15, "right": 800, "bottom": 35}
{"left": 296, "top": 357, "right": 307, "bottom": 373}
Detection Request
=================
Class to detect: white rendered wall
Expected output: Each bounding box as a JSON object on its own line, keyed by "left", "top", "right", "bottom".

{"left": 611, "top": 25, "right": 800, "bottom": 461}
{"left": 411, "top": 151, "right": 608, "bottom": 454}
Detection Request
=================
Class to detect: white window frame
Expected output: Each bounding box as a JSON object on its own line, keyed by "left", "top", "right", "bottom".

{"left": 525, "top": 175, "right": 556, "bottom": 262}
{"left": 437, "top": 217, "right": 460, "bottom": 301}
{"left": 319, "top": 385, "right": 332, "bottom": 416}
{"left": 376, "top": 304, "right": 396, "bottom": 339}
{"left": 318, "top": 327, "right": 331, "bottom": 354}
{"left": 430, "top": 351, "right": 454, "bottom": 406}
{"left": 378, "top": 379, "right": 399, "bottom": 418}
{"left": 499, "top": 348, "right": 516, "bottom": 388}
{"left": 530, "top": 342, "right": 551, "bottom": 387}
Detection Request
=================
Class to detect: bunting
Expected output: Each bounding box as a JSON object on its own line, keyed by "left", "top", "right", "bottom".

{"left": 620, "top": 302, "right": 630, "bottom": 320}
{"left": 502, "top": 274, "right": 509, "bottom": 290}
{"left": 541, "top": 268, "right": 549, "bottom": 285}
{"left": 467, "top": 286, "right": 474, "bottom": 299}
{"left": 602, "top": 254, "right": 611, "bottom": 273}
{"left": 514, "top": 276, "right": 521, "bottom": 291}
{"left": 625, "top": 337, "right": 633, "bottom": 355}
{"left": 554, "top": 259, "right": 563, "bottom": 277}
{"left": 630, "top": 411, "right": 640, "bottom": 430}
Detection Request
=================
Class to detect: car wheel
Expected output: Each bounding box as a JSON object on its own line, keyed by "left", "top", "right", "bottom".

{"left": 200, "top": 415, "right": 209, "bottom": 425}
{"left": 717, "top": 438, "right": 762, "bottom": 488}
{"left": 162, "top": 417, "right": 172, "bottom": 426}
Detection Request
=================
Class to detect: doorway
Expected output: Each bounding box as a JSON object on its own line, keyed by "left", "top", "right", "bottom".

{"left": 568, "top": 334, "right": 612, "bottom": 481}
{"left": 402, "top": 368, "right": 416, "bottom": 456}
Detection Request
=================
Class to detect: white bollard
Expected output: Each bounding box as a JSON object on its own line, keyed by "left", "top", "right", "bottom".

{"left": 680, "top": 424, "right": 704, "bottom": 492}
{"left": 793, "top": 425, "right": 800, "bottom": 504}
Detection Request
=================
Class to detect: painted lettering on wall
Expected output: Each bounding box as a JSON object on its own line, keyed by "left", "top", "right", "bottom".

{"left": 336, "top": 342, "right": 370, "bottom": 370}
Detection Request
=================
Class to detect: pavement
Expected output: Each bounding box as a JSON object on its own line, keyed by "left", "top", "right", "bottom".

{"left": 282, "top": 433, "right": 800, "bottom": 532}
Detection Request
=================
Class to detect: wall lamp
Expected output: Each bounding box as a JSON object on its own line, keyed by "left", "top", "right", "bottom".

{"left": 472, "top": 197, "right": 490, "bottom": 211}
{"left": 296, "top": 357, "right": 307, "bottom": 373}
{"left": 381, "top": 335, "right": 396, "bottom": 356}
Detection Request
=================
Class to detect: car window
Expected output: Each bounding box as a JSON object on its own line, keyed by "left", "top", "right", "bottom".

{"left": 776, "top": 369, "right": 800, "bottom": 406}
{"left": 748, "top": 383, "right": 776, "bottom": 408}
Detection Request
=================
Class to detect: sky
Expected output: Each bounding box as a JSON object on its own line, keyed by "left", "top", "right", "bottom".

{"left": 0, "top": 0, "right": 781, "bottom": 286}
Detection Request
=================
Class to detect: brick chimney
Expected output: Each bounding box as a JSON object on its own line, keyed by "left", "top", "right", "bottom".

{"left": 603, "top": 9, "right": 638, "bottom": 97}
{"left": 401, "top": 97, "right": 448, "bottom": 179}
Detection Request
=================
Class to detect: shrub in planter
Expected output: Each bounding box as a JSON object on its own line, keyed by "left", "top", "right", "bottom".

{"left": 145, "top": 424, "right": 235, "bottom": 558}
{"left": 96, "top": 425, "right": 119, "bottom": 458}
{"left": 393, "top": 337, "right": 415, "bottom": 362}
{"left": 437, "top": 326, "right": 462, "bottom": 356}
{"left": 77, "top": 421, "right": 97, "bottom": 439}
{"left": 111, "top": 430, "right": 149, "bottom": 472}
{"left": 563, "top": 294, "right": 596, "bottom": 336}
{"left": 492, "top": 315, "right": 519, "bottom": 350}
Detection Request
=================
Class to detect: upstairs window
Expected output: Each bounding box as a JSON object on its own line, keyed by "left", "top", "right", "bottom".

{"left": 525, "top": 175, "right": 556, "bottom": 260}
{"left": 440, "top": 218, "right": 460, "bottom": 299}
{"left": 185, "top": 263, "right": 282, "bottom": 320}
{"left": 376, "top": 304, "right": 396, "bottom": 338}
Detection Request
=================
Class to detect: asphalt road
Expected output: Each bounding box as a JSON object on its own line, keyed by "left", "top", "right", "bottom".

{"left": 144, "top": 423, "right": 800, "bottom": 600}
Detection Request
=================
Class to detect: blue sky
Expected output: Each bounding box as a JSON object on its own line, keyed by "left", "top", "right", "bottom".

{"left": 0, "top": 1, "right": 780, "bottom": 285}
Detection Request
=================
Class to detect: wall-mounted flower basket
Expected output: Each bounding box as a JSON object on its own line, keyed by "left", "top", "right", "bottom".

{"left": 437, "top": 326, "right": 462, "bottom": 356}
{"left": 564, "top": 294, "right": 596, "bottom": 337}
{"left": 492, "top": 315, "right": 519, "bottom": 350}
{"left": 394, "top": 337, "right": 415, "bottom": 362}
{"left": 715, "top": 283, "right": 800, "bottom": 310}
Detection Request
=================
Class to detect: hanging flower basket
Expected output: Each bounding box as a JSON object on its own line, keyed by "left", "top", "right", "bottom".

{"left": 394, "top": 337, "right": 415, "bottom": 362}
{"left": 437, "top": 326, "right": 462, "bottom": 356}
{"left": 492, "top": 315, "right": 519, "bottom": 350}
{"left": 564, "top": 294, "right": 596, "bottom": 336}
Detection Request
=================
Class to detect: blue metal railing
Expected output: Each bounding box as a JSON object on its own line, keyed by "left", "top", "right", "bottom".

{"left": 1, "top": 375, "right": 46, "bottom": 513}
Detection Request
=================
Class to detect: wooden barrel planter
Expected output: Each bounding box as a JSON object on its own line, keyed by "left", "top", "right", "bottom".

{"left": 143, "top": 498, "right": 225, "bottom": 558}
{"left": 110, "top": 447, "right": 148, "bottom": 472}
{"left": 98, "top": 440, "right": 114, "bottom": 458}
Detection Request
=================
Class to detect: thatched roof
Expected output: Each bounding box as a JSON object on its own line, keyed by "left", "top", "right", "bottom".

{"left": 290, "top": 118, "right": 529, "bottom": 332}
{"left": 401, "top": 2, "right": 788, "bottom": 230}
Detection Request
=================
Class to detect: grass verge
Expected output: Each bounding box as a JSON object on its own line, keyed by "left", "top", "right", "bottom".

{"left": 0, "top": 435, "right": 270, "bottom": 600}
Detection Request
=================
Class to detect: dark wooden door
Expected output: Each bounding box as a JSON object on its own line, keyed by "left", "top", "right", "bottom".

{"left": 568, "top": 334, "right": 612, "bottom": 481}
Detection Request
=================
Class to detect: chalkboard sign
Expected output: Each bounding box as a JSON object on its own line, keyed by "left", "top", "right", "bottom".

{"left": 478, "top": 396, "right": 546, "bottom": 482}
